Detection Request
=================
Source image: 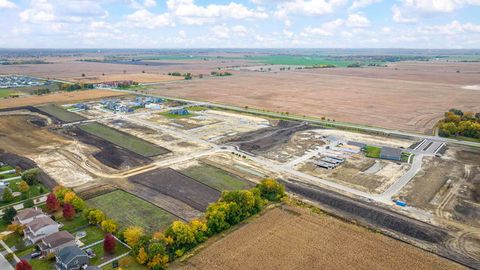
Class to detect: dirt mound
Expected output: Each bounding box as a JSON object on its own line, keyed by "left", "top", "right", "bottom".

{"left": 0, "top": 151, "right": 57, "bottom": 188}
{"left": 229, "top": 120, "right": 311, "bottom": 153}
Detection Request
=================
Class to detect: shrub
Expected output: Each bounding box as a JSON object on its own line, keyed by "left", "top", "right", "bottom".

{"left": 257, "top": 178, "right": 285, "bottom": 201}
{"left": 21, "top": 169, "right": 39, "bottom": 185}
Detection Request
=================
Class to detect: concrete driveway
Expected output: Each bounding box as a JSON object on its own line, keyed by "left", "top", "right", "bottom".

{"left": 0, "top": 253, "right": 14, "bottom": 270}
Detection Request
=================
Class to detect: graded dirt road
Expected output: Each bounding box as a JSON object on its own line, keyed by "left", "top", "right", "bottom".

{"left": 0, "top": 90, "right": 125, "bottom": 109}
{"left": 147, "top": 68, "right": 480, "bottom": 133}
{"left": 176, "top": 206, "right": 465, "bottom": 270}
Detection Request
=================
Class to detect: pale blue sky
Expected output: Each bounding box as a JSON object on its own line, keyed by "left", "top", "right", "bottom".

{"left": 1, "top": 0, "right": 479, "bottom": 48}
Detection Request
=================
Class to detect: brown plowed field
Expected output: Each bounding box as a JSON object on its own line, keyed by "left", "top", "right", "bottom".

{"left": 0, "top": 90, "right": 125, "bottom": 109}
{"left": 176, "top": 206, "right": 465, "bottom": 270}
{"left": 147, "top": 67, "right": 480, "bottom": 133}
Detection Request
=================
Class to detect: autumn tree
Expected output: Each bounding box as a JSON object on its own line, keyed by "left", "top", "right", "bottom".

{"left": 18, "top": 181, "right": 30, "bottom": 193}
{"left": 136, "top": 247, "right": 148, "bottom": 264}
{"left": 165, "top": 221, "right": 197, "bottom": 254}
{"left": 63, "top": 191, "right": 77, "bottom": 204}
{"left": 2, "top": 188, "right": 14, "bottom": 202}
{"left": 124, "top": 226, "right": 144, "bottom": 247}
{"left": 257, "top": 178, "right": 285, "bottom": 201}
{"left": 101, "top": 219, "right": 118, "bottom": 233}
{"left": 63, "top": 203, "right": 76, "bottom": 220}
{"left": 15, "top": 259, "right": 32, "bottom": 270}
{"left": 46, "top": 193, "right": 60, "bottom": 212}
{"left": 71, "top": 197, "right": 86, "bottom": 211}
{"left": 53, "top": 186, "right": 70, "bottom": 203}
{"left": 104, "top": 233, "right": 116, "bottom": 254}
{"left": 86, "top": 209, "right": 106, "bottom": 224}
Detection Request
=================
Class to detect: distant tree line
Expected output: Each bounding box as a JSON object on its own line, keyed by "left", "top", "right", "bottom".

{"left": 438, "top": 108, "right": 480, "bottom": 139}
{"left": 60, "top": 83, "right": 94, "bottom": 92}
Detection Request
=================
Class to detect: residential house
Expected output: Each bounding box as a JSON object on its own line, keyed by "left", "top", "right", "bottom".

{"left": 13, "top": 207, "right": 47, "bottom": 225}
{"left": 24, "top": 216, "right": 60, "bottom": 244}
{"left": 380, "top": 146, "right": 403, "bottom": 161}
{"left": 170, "top": 108, "right": 189, "bottom": 115}
{"left": 38, "top": 231, "right": 76, "bottom": 256}
{"left": 55, "top": 246, "right": 89, "bottom": 270}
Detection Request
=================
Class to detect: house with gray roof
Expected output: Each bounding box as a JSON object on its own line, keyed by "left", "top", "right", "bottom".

{"left": 23, "top": 216, "right": 60, "bottom": 244}
{"left": 13, "top": 207, "right": 47, "bottom": 225}
{"left": 380, "top": 146, "right": 403, "bottom": 161}
{"left": 38, "top": 231, "right": 76, "bottom": 256}
{"left": 55, "top": 246, "right": 89, "bottom": 270}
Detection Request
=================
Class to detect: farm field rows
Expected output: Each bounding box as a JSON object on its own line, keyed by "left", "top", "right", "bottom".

{"left": 0, "top": 89, "right": 125, "bottom": 109}
{"left": 79, "top": 122, "right": 170, "bottom": 157}
{"left": 146, "top": 65, "right": 480, "bottom": 134}
{"left": 175, "top": 206, "right": 465, "bottom": 270}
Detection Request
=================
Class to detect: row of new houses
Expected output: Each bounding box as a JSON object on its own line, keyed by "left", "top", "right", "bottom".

{"left": 13, "top": 208, "right": 99, "bottom": 270}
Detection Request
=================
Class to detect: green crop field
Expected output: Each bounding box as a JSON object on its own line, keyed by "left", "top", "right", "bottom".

{"left": 364, "top": 146, "right": 381, "bottom": 158}
{"left": 0, "top": 89, "right": 11, "bottom": 98}
{"left": 87, "top": 190, "right": 176, "bottom": 233}
{"left": 36, "top": 104, "right": 86, "bottom": 123}
{"left": 182, "top": 164, "right": 251, "bottom": 191}
{"left": 79, "top": 122, "right": 169, "bottom": 157}
{"left": 159, "top": 111, "right": 193, "bottom": 119}
{"left": 249, "top": 55, "right": 357, "bottom": 67}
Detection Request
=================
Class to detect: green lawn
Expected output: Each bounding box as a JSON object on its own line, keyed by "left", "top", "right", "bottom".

{"left": 87, "top": 190, "right": 176, "bottom": 233}
{"left": 80, "top": 226, "right": 106, "bottom": 246}
{"left": 88, "top": 241, "right": 130, "bottom": 266}
{"left": 182, "top": 164, "right": 251, "bottom": 191}
{"left": 36, "top": 104, "right": 86, "bottom": 123}
{"left": 0, "top": 165, "right": 14, "bottom": 172}
{"left": 29, "top": 257, "right": 54, "bottom": 270}
{"left": 79, "top": 123, "right": 169, "bottom": 157}
{"left": 0, "top": 89, "right": 11, "bottom": 98}
{"left": 102, "top": 255, "right": 147, "bottom": 270}
{"left": 364, "top": 146, "right": 381, "bottom": 158}
{"left": 0, "top": 183, "right": 48, "bottom": 208}
{"left": 0, "top": 173, "right": 18, "bottom": 179}
{"left": 57, "top": 214, "right": 89, "bottom": 232}
{"left": 159, "top": 111, "right": 193, "bottom": 119}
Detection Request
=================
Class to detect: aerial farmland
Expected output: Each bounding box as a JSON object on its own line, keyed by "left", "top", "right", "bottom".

{"left": 0, "top": 49, "right": 479, "bottom": 270}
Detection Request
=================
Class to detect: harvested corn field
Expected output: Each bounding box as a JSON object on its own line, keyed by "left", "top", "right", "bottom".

{"left": 175, "top": 206, "right": 465, "bottom": 270}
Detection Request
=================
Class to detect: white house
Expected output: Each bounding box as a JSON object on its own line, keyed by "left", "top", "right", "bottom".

{"left": 38, "top": 231, "right": 76, "bottom": 256}
{"left": 24, "top": 216, "right": 60, "bottom": 244}
{"left": 13, "top": 207, "right": 47, "bottom": 225}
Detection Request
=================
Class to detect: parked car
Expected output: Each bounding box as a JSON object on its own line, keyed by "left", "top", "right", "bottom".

{"left": 31, "top": 251, "right": 42, "bottom": 258}
{"left": 85, "top": 248, "right": 96, "bottom": 258}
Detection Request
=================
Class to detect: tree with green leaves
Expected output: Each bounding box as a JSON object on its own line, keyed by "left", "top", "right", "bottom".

{"left": 2, "top": 188, "right": 14, "bottom": 202}
{"left": 21, "top": 169, "right": 40, "bottom": 185}
{"left": 3, "top": 207, "right": 17, "bottom": 223}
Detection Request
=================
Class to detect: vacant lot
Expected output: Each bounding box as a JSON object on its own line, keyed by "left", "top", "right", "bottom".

{"left": 181, "top": 164, "right": 252, "bottom": 191}
{"left": 0, "top": 115, "right": 69, "bottom": 155}
{"left": 176, "top": 206, "right": 465, "bottom": 270}
{"left": 129, "top": 168, "right": 221, "bottom": 211}
{"left": 147, "top": 67, "right": 480, "bottom": 133}
{"left": 36, "top": 104, "right": 86, "bottom": 123}
{"left": 79, "top": 122, "right": 170, "bottom": 157}
{"left": 0, "top": 90, "right": 125, "bottom": 109}
{"left": 87, "top": 190, "right": 176, "bottom": 233}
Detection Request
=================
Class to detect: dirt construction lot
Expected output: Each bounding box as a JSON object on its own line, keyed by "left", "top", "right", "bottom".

{"left": 0, "top": 90, "right": 125, "bottom": 109}
{"left": 147, "top": 63, "right": 480, "bottom": 133}
{"left": 176, "top": 206, "right": 465, "bottom": 270}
